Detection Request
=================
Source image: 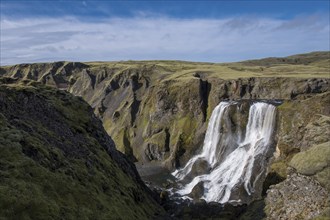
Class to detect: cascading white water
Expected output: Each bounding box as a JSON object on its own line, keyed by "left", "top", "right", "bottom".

{"left": 172, "top": 101, "right": 276, "bottom": 203}
{"left": 172, "top": 102, "right": 233, "bottom": 180}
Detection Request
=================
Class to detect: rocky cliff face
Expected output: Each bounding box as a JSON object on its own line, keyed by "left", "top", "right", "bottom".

{"left": 0, "top": 78, "right": 165, "bottom": 219}
{"left": 1, "top": 56, "right": 329, "bottom": 171}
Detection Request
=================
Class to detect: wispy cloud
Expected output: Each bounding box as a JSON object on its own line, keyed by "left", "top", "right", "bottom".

{"left": 0, "top": 14, "right": 329, "bottom": 65}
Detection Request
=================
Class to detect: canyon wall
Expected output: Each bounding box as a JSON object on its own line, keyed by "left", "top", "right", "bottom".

{"left": 1, "top": 61, "right": 329, "bottom": 171}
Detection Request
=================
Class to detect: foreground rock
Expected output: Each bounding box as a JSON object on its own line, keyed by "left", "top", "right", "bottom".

{"left": 264, "top": 90, "right": 330, "bottom": 219}
{"left": 265, "top": 173, "right": 329, "bottom": 220}
{"left": 0, "top": 78, "right": 165, "bottom": 219}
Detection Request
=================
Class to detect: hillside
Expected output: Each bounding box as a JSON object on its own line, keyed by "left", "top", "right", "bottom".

{"left": 0, "top": 78, "right": 165, "bottom": 219}
{"left": 238, "top": 51, "right": 330, "bottom": 67}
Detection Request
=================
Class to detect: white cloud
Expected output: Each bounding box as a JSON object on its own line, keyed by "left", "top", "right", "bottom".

{"left": 0, "top": 15, "right": 329, "bottom": 65}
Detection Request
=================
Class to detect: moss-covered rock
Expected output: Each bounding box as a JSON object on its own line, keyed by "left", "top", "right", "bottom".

{"left": 315, "top": 167, "right": 330, "bottom": 191}
{"left": 0, "top": 78, "right": 165, "bottom": 219}
{"left": 269, "top": 160, "right": 287, "bottom": 179}
{"left": 289, "top": 142, "right": 330, "bottom": 190}
{"left": 289, "top": 142, "right": 330, "bottom": 176}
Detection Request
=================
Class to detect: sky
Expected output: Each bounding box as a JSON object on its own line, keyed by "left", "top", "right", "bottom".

{"left": 0, "top": 0, "right": 329, "bottom": 65}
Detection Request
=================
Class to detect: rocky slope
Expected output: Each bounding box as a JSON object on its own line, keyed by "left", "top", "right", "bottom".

{"left": 0, "top": 78, "right": 165, "bottom": 219}
{"left": 264, "top": 92, "right": 330, "bottom": 219}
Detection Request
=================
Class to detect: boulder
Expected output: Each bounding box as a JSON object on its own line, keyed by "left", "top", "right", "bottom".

{"left": 289, "top": 142, "right": 330, "bottom": 190}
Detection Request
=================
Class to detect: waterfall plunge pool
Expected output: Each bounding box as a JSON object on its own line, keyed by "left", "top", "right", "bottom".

{"left": 136, "top": 100, "right": 281, "bottom": 206}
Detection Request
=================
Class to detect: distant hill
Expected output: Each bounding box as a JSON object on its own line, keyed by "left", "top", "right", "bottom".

{"left": 238, "top": 51, "right": 330, "bottom": 68}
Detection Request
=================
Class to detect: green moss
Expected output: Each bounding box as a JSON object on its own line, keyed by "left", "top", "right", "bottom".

{"left": 50, "top": 94, "right": 90, "bottom": 131}
{"left": 0, "top": 81, "right": 163, "bottom": 219}
{"left": 176, "top": 114, "right": 197, "bottom": 146}
{"left": 270, "top": 161, "right": 287, "bottom": 179}
{"left": 313, "top": 217, "right": 330, "bottom": 220}
{"left": 289, "top": 142, "right": 330, "bottom": 176}
{"left": 312, "top": 208, "right": 330, "bottom": 220}
{"left": 148, "top": 130, "right": 166, "bottom": 146}
{"left": 315, "top": 167, "right": 330, "bottom": 191}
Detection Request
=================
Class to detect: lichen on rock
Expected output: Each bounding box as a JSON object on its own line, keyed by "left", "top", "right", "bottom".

{"left": 265, "top": 173, "right": 330, "bottom": 220}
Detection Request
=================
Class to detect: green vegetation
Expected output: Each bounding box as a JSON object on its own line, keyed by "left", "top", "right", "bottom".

{"left": 0, "top": 79, "right": 163, "bottom": 219}
{"left": 270, "top": 161, "right": 287, "bottom": 179}
{"left": 289, "top": 142, "right": 330, "bottom": 190}
{"left": 290, "top": 142, "right": 330, "bottom": 176}
{"left": 238, "top": 51, "right": 329, "bottom": 66}
{"left": 2, "top": 51, "right": 329, "bottom": 81}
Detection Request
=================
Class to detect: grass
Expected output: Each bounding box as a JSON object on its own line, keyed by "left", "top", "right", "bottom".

{"left": 1, "top": 52, "right": 329, "bottom": 82}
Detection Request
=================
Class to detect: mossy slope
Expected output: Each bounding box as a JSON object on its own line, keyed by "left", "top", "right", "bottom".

{"left": 0, "top": 78, "right": 164, "bottom": 219}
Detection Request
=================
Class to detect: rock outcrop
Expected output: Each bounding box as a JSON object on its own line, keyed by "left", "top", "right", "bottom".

{"left": 265, "top": 173, "right": 329, "bottom": 220}
{"left": 265, "top": 90, "right": 330, "bottom": 220}
{"left": 0, "top": 78, "right": 165, "bottom": 219}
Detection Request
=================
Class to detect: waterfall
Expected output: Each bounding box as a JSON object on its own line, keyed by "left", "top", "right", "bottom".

{"left": 172, "top": 101, "right": 276, "bottom": 203}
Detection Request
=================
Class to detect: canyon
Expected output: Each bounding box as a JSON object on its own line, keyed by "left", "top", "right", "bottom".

{"left": 1, "top": 51, "right": 329, "bottom": 219}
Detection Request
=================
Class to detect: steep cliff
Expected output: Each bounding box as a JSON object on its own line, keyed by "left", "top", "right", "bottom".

{"left": 0, "top": 78, "right": 165, "bottom": 219}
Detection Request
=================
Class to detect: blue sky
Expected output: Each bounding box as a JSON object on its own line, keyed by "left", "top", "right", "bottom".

{"left": 0, "top": 0, "right": 329, "bottom": 65}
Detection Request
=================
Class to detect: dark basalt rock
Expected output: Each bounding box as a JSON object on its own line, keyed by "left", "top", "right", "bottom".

{"left": 189, "top": 181, "right": 205, "bottom": 200}
{"left": 190, "top": 159, "right": 211, "bottom": 177}
{"left": 159, "top": 196, "right": 266, "bottom": 220}
{"left": 0, "top": 78, "right": 166, "bottom": 219}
